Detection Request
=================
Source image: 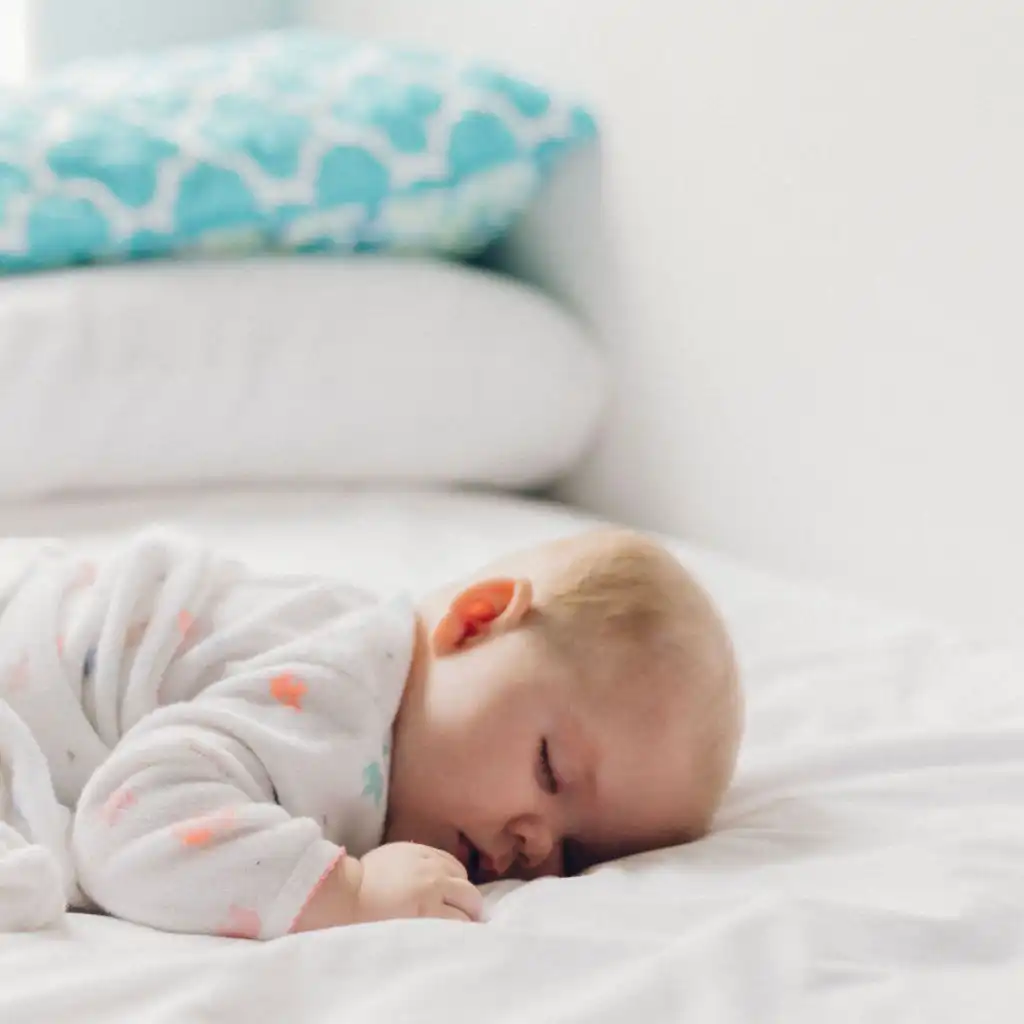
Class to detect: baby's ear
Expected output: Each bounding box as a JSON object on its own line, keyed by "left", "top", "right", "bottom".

{"left": 432, "top": 578, "right": 534, "bottom": 655}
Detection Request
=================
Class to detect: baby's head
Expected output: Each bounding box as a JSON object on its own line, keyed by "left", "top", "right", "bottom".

{"left": 385, "top": 529, "right": 743, "bottom": 882}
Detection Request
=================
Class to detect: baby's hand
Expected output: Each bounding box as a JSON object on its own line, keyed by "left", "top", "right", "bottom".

{"left": 290, "top": 842, "right": 483, "bottom": 933}
{"left": 355, "top": 842, "right": 483, "bottom": 924}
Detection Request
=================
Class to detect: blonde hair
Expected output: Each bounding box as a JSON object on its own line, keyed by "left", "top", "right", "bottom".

{"left": 529, "top": 530, "right": 744, "bottom": 838}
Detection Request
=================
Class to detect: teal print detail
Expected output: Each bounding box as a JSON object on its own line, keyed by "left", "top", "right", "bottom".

{"left": 0, "top": 163, "right": 30, "bottom": 220}
{"left": 0, "top": 29, "right": 598, "bottom": 273}
{"left": 464, "top": 68, "right": 551, "bottom": 118}
{"left": 174, "top": 163, "right": 260, "bottom": 237}
{"left": 27, "top": 196, "right": 109, "bottom": 263}
{"left": 447, "top": 112, "right": 519, "bottom": 177}
{"left": 47, "top": 114, "right": 179, "bottom": 207}
{"left": 202, "top": 95, "right": 311, "bottom": 179}
{"left": 316, "top": 146, "right": 390, "bottom": 213}
{"left": 362, "top": 761, "right": 385, "bottom": 808}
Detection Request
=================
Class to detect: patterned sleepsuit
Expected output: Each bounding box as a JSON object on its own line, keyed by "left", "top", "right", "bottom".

{"left": 0, "top": 529, "right": 415, "bottom": 937}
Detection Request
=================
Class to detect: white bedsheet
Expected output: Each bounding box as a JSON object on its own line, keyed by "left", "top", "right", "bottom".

{"left": 0, "top": 487, "right": 1021, "bottom": 1022}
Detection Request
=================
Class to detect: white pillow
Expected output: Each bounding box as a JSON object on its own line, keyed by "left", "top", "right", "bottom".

{"left": 0, "top": 258, "right": 606, "bottom": 498}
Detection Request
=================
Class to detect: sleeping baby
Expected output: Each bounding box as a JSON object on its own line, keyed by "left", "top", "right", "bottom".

{"left": 0, "top": 526, "right": 742, "bottom": 937}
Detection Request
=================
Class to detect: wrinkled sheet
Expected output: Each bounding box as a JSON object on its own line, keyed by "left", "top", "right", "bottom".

{"left": 1, "top": 487, "right": 1021, "bottom": 1023}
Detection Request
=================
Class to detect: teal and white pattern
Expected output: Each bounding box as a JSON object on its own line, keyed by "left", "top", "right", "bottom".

{"left": 0, "top": 30, "right": 597, "bottom": 273}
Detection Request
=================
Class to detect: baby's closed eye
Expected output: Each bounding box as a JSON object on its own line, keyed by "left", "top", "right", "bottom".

{"left": 538, "top": 738, "right": 559, "bottom": 795}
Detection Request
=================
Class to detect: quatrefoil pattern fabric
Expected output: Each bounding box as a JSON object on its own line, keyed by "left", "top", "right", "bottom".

{"left": 0, "top": 30, "right": 597, "bottom": 273}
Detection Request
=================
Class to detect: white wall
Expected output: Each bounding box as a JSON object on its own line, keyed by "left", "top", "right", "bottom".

{"left": 302, "top": 1, "right": 1024, "bottom": 636}
{"left": 0, "top": 0, "right": 30, "bottom": 84}
{"left": 9, "top": 0, "right": 1023, "bottom": 633}
{"left": 26, "top": 0, "right": 289, "bottom": 71}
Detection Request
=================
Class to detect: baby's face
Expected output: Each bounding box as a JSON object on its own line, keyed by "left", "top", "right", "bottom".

{"left": 386, "top": 616, "right": 699, "bottom": 884}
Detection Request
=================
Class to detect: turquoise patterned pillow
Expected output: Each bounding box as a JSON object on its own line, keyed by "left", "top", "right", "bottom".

{"left": 0, "top": 30, "right": 597, "bottom": 273}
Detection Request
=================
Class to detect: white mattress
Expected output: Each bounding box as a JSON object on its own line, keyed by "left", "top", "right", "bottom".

{"left": 0, "top": 487, "right": 1022, "bottom": 1022}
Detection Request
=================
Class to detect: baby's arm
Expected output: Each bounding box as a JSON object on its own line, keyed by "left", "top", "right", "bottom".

{"left": 73, "top": 663, "right": 481, "bottom": 938}
{"left": 73, "top": 694, "right": 351, "bottom": 939}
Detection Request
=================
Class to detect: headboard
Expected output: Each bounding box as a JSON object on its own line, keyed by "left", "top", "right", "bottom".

{"left": 15, "top": 1, "right": 1024, "bottom": 636}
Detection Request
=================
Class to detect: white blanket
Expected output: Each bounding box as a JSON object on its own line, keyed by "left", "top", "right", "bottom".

{"left": 0, "top": 488, "right": 1022, "bottom": 1022}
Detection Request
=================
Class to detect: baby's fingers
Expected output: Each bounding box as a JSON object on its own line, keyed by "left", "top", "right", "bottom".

{"left": 435, "top": 905, "right": 475, "bottom": 923}
{"left": 425, "top": 847, "right": 469, "bottom": 879}
{"left": 441, "top": 878, "right": 484, "bottom": 922}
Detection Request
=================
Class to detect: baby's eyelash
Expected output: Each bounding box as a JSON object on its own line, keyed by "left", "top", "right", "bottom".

{"left": 539, "top": 738, "right": 559, "bottom": 795}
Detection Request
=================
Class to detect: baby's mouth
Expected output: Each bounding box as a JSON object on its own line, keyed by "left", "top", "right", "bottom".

{"left": 456, "top": 832, "right": 490, "bottom": 885}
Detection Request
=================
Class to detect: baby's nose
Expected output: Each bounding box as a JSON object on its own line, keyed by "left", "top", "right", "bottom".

{"left": 508, "top": 821, "right": 559, "bottom": 868}
{"left": 507, "top": 845, "right": 564, "bottom": 881}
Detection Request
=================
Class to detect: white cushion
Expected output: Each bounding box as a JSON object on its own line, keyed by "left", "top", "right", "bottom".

{"left": 0, "top": 258, "right": 606, "bottom": 498}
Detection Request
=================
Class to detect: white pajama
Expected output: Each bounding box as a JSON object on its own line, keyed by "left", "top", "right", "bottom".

{"left": 0, "top": 529, "right": 415, "bottom": 938}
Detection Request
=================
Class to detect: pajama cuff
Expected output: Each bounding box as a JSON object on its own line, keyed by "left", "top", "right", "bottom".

{"left": 264, "top": 838, "right": 346, "bottom": 939}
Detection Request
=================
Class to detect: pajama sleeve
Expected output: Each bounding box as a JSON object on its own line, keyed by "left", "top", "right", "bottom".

{"left": 72, "top": 649, "right": 379, "bottom": 940}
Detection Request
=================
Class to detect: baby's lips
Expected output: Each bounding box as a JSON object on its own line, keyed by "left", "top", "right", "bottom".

{"left": 455, "top": 832, "right": 471, "bottom": 869}
{"left": 478, "top": 849, "right": 517, "bottom": 884}
{"left": 501, "top": 847, "right": 564, "bottom": 881}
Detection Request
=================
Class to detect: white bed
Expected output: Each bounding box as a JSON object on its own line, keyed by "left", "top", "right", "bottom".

{"left": 5, "top": 9, "right": 1022, "bottom": 1020}
{"left": 0, "top": 486, "right": 1021, "bottom": 1022}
